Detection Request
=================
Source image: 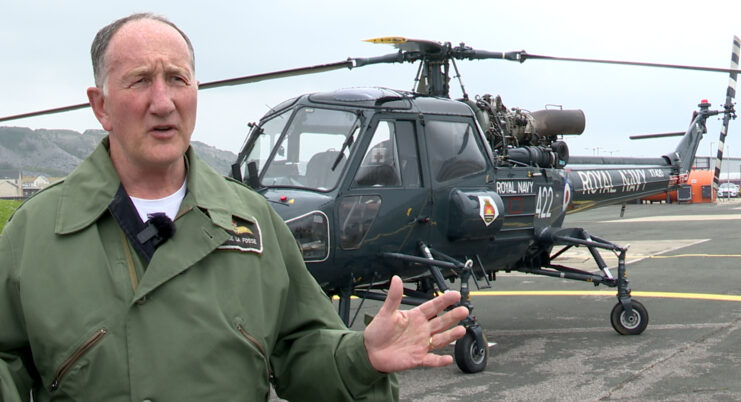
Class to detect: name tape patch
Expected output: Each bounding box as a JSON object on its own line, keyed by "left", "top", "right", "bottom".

{"left": 218, "top": 217, "right": 263, "bottom": 254}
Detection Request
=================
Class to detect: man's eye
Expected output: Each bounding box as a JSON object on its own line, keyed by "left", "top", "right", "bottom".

{"left": 130, "top": 77, "right": 149, "bottom": 87}
{"left": 171, "top": 76, "right": 188, "bottom": 85}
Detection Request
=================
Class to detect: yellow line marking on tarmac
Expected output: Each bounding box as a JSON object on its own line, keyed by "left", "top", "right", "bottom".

{"left": 580, "top": 253, "right": 741, "bottom": 259}
{"left": 649, "top": 253, "right": 741, "bottom": 258}
{"left": 469, "top": 290, "right": 741, "bottom": 302}
{"left": 601, "top": 214, "right": 741, "bottom": 223}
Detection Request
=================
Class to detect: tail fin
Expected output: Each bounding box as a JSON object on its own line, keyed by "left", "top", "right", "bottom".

{"left": 671, "top": 101, "right": 710, "bottom": 173}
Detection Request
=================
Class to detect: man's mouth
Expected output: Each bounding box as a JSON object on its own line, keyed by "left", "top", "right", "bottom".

{"left": 151, "top": 125, "right": 176, "bottom": 135}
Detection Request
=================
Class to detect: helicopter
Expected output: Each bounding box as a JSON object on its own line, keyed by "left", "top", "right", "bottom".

{"left": 1, "top": 36, "right": 738, "bottom": 374}
{"left": 228, "top": 37, "right": 740, "bottom": 373}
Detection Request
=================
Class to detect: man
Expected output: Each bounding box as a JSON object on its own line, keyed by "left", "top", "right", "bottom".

{"left": 0, "top": 13, "right": 468, "bottom": 401}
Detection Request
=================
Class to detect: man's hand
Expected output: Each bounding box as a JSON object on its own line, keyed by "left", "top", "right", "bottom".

{"left": 363, "top": 275, "right": 469, "bottom": 373}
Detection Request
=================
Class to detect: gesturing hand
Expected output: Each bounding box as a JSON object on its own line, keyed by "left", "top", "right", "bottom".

{"left": 363, "top": 275, "right": 469, "bottom": 373}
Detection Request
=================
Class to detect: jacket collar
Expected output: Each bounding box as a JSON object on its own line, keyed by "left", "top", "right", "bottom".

{"left": 55, "top": 137, "right": 119, "bottom": 234}
{"left": 180, "top": 146, "right": 257, "bottom": 231}
{"left": 55, "top": 137, "right": 255, "bottom": 235}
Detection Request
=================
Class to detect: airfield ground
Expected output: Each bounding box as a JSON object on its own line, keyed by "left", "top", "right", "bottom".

{"left": 277, "top": 199, "right": 741, "bottom": 401}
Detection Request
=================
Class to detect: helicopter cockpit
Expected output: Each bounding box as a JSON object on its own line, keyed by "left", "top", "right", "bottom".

{"left": 243, "top": 106, "right": 361, "bottom": 191}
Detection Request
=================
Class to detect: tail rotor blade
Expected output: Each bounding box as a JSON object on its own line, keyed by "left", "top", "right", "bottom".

{"left": 713, "top": 35, "right": 740, "bottom": 197}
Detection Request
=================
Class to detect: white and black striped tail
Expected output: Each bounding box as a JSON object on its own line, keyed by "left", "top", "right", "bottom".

{"left": 713, "top": 35, "right": 740, "bottom": 195}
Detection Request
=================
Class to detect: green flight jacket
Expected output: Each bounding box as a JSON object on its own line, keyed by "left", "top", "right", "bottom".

{"left": 0, "top": 138, "right": 398, "bottom": 401}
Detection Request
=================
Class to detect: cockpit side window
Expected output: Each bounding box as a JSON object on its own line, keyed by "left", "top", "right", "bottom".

{"left": 396, "top": 120, "right": 421, "bottom": 187}
{"left": 426, "top": 120, "right": 486, "bottom": 182}
{"left": 352, "top": 120, "right": 421, "bottom": 188}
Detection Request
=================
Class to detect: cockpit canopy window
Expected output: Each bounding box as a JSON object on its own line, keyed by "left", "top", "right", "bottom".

{"left": 243, "top": 109, "right": 291, "bottom": 178}
{"left": 244, "top": 107, "right": 361, "bottom": 191}
{"left": 426, "top": 120, "right": 487, "bottom": 182}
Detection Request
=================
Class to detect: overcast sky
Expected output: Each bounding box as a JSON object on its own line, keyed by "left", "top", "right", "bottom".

{"left": 2, "top": 0, "right": 741, "bottom": 160}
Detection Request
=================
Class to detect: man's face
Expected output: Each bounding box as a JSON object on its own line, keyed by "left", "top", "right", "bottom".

{"left": 88, "top": 19, "right": 197, "bottom": 172}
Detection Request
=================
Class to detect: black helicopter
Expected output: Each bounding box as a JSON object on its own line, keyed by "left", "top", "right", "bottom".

{"left": 228, "top": 37, "right": 740, "bottom": 373}
{"left": 1, "top": 36, "right": 738, "bottom": 373}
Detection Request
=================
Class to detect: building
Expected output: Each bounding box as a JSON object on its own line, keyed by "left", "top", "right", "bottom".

{"left": 0, "top": 179, "right": 20, "bottom": 198}
{"left": 693, "top": 156, "right": 741, "bottom": 183}
{"left": 0, "top": 171, "right": 62, "bottom": 199}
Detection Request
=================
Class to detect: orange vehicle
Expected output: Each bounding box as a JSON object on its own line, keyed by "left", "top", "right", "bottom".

{"left": 641, "top": 169, "right": 715, "bottom": 203}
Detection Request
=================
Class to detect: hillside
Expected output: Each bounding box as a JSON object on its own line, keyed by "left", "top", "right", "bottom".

{"left": 0, "top": 127, "right": 237, "bottom": 177}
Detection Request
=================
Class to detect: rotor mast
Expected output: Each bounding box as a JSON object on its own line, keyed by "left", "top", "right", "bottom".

{"left": 419, "top": 47, "right": 451, "bottom": 97}
{"left": 360, "top": 38, "right": 522, "bottom": 98}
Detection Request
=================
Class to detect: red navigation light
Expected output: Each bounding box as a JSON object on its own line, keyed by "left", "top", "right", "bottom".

{"left": 701, "top": 99, "right": 709, "bottom": 103}
{"left": 280, "top": 195, "right": 288, "bottom": 202}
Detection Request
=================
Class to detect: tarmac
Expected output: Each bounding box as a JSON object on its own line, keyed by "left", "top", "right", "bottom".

{"left": 392, "top": 199, "right": 741, "bottom": 401}
{"left": 275, "top": 199, "right": 741, "bottom": 401}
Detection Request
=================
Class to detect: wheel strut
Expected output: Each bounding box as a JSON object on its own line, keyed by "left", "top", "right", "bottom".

{"left": 420, "top": 243, "right": 488, "bottom": 373}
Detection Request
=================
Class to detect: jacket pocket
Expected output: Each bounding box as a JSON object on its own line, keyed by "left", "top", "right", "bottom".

{"left": 49, "top": 328, "right": 108, "bottom": 392}
{"left": 235, "top": 322, "right": 274, "bottom": 385}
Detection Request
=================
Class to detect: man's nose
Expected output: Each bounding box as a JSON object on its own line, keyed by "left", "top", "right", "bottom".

{"left": 149, "top": 78, "right": 176, "bottom": 115}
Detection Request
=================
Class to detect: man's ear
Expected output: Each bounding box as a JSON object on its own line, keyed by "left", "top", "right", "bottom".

{"left": 87, "top": 86, "right": 112, "bottom": 131}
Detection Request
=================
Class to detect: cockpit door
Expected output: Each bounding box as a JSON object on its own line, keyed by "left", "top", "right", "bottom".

{"left": 334, "top": 118, "right": 431, "bottom": 263}
{"left": 422, "top": 118, "right": 495, "bottom": 248}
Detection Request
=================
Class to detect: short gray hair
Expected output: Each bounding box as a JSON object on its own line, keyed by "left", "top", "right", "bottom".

{"left": 90, "top": 13, "right": 195, "bottom": 88}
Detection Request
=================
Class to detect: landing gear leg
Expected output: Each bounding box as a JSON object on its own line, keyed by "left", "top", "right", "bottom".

{"left": 538, "top": 228, "right": 649, "bottom": 336}
{"left": 420, "top": 243, "right": 488, "bottom": 373}
{"left": 611, "top": 249, "right": 648, "bottom": 335}
{"left": 453, "top": 267, "right": 488, "bottom": 373}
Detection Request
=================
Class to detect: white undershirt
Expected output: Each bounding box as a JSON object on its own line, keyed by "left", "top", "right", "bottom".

{"left": 130, "top": 180, "right": 187, "bottom": 222}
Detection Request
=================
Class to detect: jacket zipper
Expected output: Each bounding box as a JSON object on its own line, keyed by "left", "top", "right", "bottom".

{"left": 236, "top": 324, "right": 274, "bottom": 383}
{"left": 49, "top": 328, "right": 108, "bottom": 392}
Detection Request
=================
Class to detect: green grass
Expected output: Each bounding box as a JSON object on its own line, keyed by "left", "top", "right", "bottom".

{"left": 0, "top": 199, "right": 22, "bottom": 234}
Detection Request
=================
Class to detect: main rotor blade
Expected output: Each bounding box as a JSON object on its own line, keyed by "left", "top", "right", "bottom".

{"left": 0, "top": 102, "right": 90, "bottom": 123}
{"left": 0, "top": 60, "right": 355, "bottom": 122}
{"left": 199, "top": 60, "right": 353, "bottom": 90}
{"left": 364, "top": 37, "right": 443, "bottom": 54}
{"left": 517, "top": 51, "right": 741, "bottom": 75}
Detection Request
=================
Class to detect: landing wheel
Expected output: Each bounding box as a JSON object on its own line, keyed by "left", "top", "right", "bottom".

{"left": 610, "top": 300, "right": 648, "bottom": 335}
{"left": 454, "top": 331, "right": 488, "bottom": 373}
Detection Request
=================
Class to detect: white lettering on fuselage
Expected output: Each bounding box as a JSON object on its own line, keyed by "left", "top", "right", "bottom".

{"left": 535, "top": 186, "right": 554, "bottom": 219}
{"left": 496, "top": 180, "right": 534, "bottom": 195}
{"left": 576, "top": 170, "right": 617, "bottom": 195}
{"left": 576, "top": 169, "right": 654, "bottom": 194}
{"left": 618, "top": 169, "right": 647, "bottom": 193}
